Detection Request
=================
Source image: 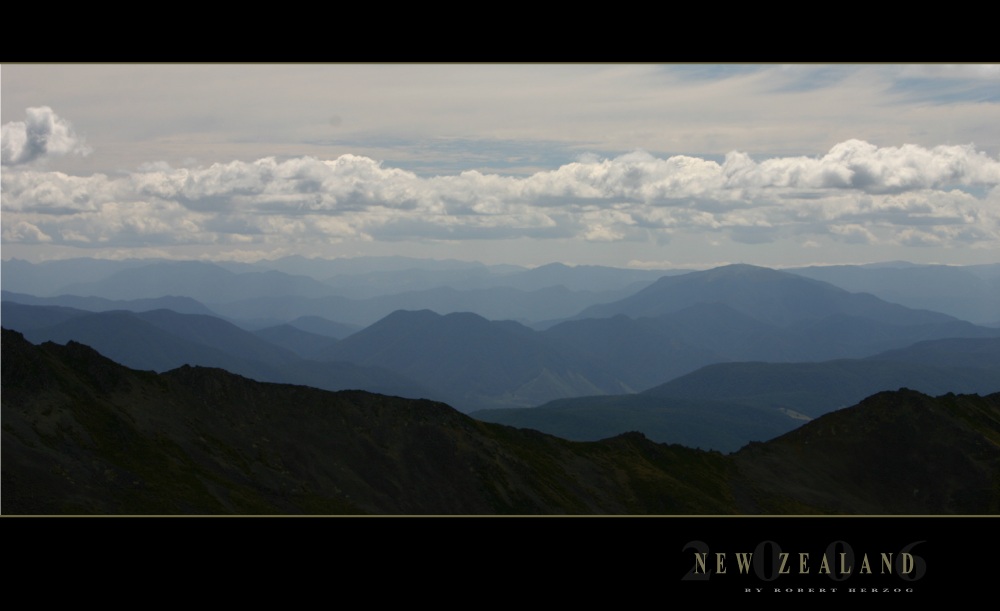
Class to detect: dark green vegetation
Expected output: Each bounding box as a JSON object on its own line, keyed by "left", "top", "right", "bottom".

{"left": 732, "top": 389, "right": 1000, "bottom": 514}
{"left": 4, "top": 329, "right": 999, "bottom": 515}
{"left": 1, "top": 330, "right": 733, "bottom": 514}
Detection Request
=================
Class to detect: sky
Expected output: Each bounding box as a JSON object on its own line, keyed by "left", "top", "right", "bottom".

{"left": 2, "top": 63, "right": 999, "bottom": 269}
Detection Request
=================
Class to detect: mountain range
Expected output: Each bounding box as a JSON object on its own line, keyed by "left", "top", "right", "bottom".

{"left": 4, "top": 257, "right": 999, "bottom": 420}
{"left": 3, "top": 256, "right": 999, "bottom": 449}
{"left": 6, "top": 257, "right": 998, "bottom": 326}
{"left": 475, "top": 336, "right": 1000, "bottom": 451}
{"left": 4, "top": 329, "right": 998, "bottom": 515}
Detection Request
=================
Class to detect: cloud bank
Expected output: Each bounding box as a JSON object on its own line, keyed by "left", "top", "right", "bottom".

{"left": 1, "top": 107, "right": 91, "bottom": 166}
{"left": 3, "top": 135, "right": 999, "bottom": 260}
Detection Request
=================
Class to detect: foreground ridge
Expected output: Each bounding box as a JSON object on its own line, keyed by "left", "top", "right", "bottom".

{"left": 3, "top": 329, "right": 998, "bottom": 515}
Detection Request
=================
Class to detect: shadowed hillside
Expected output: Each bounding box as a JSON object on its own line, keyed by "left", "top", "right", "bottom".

{"left": 0, "top": 329, "right": 735, "bottom": 515}
{"left": 731, "top": 389, "right": 1000, "bottom": 514}
{"left": 4, "top": 329, "right": 998, "bottom": 515}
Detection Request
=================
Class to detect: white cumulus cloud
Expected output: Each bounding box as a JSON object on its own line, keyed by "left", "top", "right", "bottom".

{"left": 1, "top": 107, "right": 91, "bottom": 166}
{"left": 726, "top": 139, "right": 1000, "bottom": 192}
{"left": 2, "top": 140, "right": 998, "bottom": 256}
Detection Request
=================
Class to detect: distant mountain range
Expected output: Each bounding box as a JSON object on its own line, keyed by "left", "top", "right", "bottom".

{"left": 4, "top": 260, "right": 999, "bottom": 417}
{"left": 788, "top": 262, "right": 1000, "bottom": 326}
{"left": 0, "top": 257, "right": 666, "bottom": 327}
{"left": 573, "top": 263, "right": 968, "bottom": 326}
{"left": 6, "top": 257, "right": 998, "bottom": 326}
{"left": 475, "top": 337, "right": 1000, "bottom": 451}
{"left": 1, "top": 301, "right": 437, "bottom": 401}
{"left": 4, "top": 329, "right": 998, "bottom": 515}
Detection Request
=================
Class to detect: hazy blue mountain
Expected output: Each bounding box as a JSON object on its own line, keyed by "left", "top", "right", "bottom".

{"left": 465, "top": 262, "right": 672, "bottom": 292}
{"left": 320, "top": 266, "right": 511, "bottom": 299}
{"left": 11, "top": 308, "right": 278, "bottom": 376}
{"left": 1, "top": 303, "right": 437, "bottom": 401}
{"left": 205, "top": 294, "right": 359, "bottom": 329}
{"left": 358, "top": 285, "right": 644, "bottom": 324}
{"left": 541, "top": 299, "right": 1000, "bottom": 391}
{"left": 61, "top": 261, "right": 338, "bottom": 302}
{"left": 2, "top": 301, "right": 92, "bottom": 331}
{"left": 285, "top": 315, "right": 361, "bottom": 339}
{"left": 217, "top": 256, "right": 667, "bottom": 306}
{"left": 8, "top": 257, "right": 1000, "bottom": 417}
{"left": 784, "top": 313, "right": 1000, "bottom": 359}
{"left": 864, "top": 336, "right": 1000, "bottom": 368}
{"left": 788, "top": 262, "right": 1000, "bottom": 324}
{"left": 556, "top": 263, "right": 998, "bottom": 365}
{"left": 475, "top": 337, "right": 1000, "bottom": 450}
{"left": 0, "top": 257, "right": 154, "bottom": 296}
{"left": 311, "top": 259, "right": 665, "bottom": 299}
{"left": 640, "top": 302, "right": 806, "bottom": 362}
{"left": 131, "top": 309, "right": 302, "bottom": 367}
{"left": 316, "top": 309, "right": 631, "bottom": 411}
{"left": 574, "top": 263, "right": 958, "bottom": 326}
{"left": 257, "top": 265, "right": 1000, "bottom": 410}
{"left": 11, "top": 257, "right": 997, "bottom": 329}
{"left": 540, "top": 314, "right": 722, "bottom": 390}
{"left": 2, "top": 290, "right": 218, "bottom": 317}
{"left": 252, "top": 324, "right": 340, "bottom": 359}
{"left": 210, "top": 284, "right": 647, "bottom": 327}
{"left": 270, "top": 254, "right": 501, "bottom": 277}
{"left": 642, "top": 358, "right": 1000, "bottom": 418}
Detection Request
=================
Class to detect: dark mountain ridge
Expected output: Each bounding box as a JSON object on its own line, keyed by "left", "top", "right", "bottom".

{"left": 732, "top": 389, "right": 1000, "bottom": 514}
{"left": 3, "top": 329, "right": 998, "bottom": 515}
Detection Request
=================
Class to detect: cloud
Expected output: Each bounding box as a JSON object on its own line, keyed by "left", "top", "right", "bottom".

{"left": 2, "top": 140, "right": 998, "bottom": 254}
{"left": 828, "top": 224, "right": 878, "bottom": 245}
{"left": 724, "top": 140, "right": 1000, "bottom": 192}
{"left": 1, "top": 107, "right": 91, "bottom": 166}
{"left": 1, "top": 221, "right": 52, "bottom": 243}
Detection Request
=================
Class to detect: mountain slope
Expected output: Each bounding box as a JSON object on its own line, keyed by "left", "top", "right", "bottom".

{"left": 473, "top": 394, "right": 796, "bottom": 453}
{"left": 1, "top": 290, "right": 218, "bottom": 317}
{"left": 318, "top": 309, "right": 631, "bottom": 410}
{"left": 643, "top": 351, "right": 1000, "bottom": 418}
{"left": 732, "top": 389, "right": 1000, "bottom": 514}
{"left": 788, "top": 262, "right": 1000, "bottom": 325}
{"left": 477, "top": 338, "right": 1000, "bottom": 450}
{"left": 576, "top": 263, "right": 958, "bottom": 326}
{"left": 1, "top": 303, "right": 437, "bottom": 401}
{"left": 61, "top": 260, "right": 337, "bottom": 302}
{"left": 209, "top": 284, "right": 644, "bottom": 328}
{"left": 0, "top": 329, "right": 734, "bottom": 515}
{"left": 4, "top": 329, "right": 998, "bottom": 515}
